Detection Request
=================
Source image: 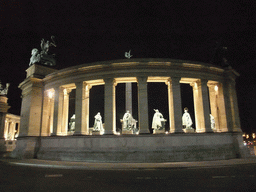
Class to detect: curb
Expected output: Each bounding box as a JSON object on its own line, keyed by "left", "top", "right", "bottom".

{"left": 1, "top": 158, "right": 256, "bottom": 170}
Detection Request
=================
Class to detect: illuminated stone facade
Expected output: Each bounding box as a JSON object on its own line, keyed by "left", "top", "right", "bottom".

{"left": 11, "top": 59, "right": 245, "bottom": 161}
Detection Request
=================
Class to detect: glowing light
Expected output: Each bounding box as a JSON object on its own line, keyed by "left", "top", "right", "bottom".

{"left": 48, "top": 90, "right": 54, "bottom": 99}
{"left": 63, "top": 88, "right": 67, "bottom": 95}
{"left": 246, "top": 134, "right": 249, "bottom": 139}
{"left": 136, "top": 132, "right": 139, "bottom": 135}
{"left": 214, "top": 85, "right": 218, "bottom": 92}
{"left": 253, "top": 133, "right": 255, "bottom": 139}
{"left": 165, "top": 131, "right": 169, "bottom": 134}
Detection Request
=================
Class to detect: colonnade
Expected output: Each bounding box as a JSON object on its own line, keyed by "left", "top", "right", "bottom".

{"left": 40, "top": 76, "right": 235, "bottom": 136}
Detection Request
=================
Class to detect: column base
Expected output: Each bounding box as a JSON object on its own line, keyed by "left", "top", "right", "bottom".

{"left": 92, "top": 131, "right": 104, "bottom": 135}
{"left": 153, "top": 129, "right": 165, "bottom": 134}
{"left": 104, "top": 130, "right": 113, "bottom": 135}
{"left": 139, "top": 129, "right": 150, "bottom": 134}
{"left": 183, "top": 128, "right": 195, "bottom": 133}
{"left": 122, "top": 129, "right": 133, "bottom": 135}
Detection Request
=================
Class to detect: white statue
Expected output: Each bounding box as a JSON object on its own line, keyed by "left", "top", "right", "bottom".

{"left": 0, "top": 81, "right": 10, "bottom": 95}
{"left": 93, "top": 112, "right": 104, "bottom": 132}
{"left": 122, "top": 110, "right": 137, "bottom": 130}
{"left": 182, "top": 107, "right": 193, "bottom": 129}
{"left": 69, "top": 114, "right": 75, "bottom": 132}
{"left": 29, "top": 48, "right": 41, "bottom": 66}
{"left": 210, "top": 114, "right": 216, "bottom": 130}
{"left": 125, "top": 50, "right": 133, "bottom": 59}
{"left": 152, "top": 109, "right": 166, "bottom": 130}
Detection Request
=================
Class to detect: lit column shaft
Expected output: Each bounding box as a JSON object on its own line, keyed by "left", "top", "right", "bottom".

{"left": 52, "top": 87, "right": 60, "bottom": 136}
{"left": 217, "top": 83, "right": 228, "bottom": 132}
{"left": 104, "top": 78, "right": 116, "bottom": 134}
{"left": 191, "top": 81, "right": 204, "bottom": 132}
{"left": 166, "top": 79, "right": 174, "bottom": 133}
{"left": 208, "top": 84, "right": 220, "bottom": 131}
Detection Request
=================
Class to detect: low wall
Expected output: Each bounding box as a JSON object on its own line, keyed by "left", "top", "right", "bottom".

{"left": 27, "top": 133, "right": 244, "bottom": 162}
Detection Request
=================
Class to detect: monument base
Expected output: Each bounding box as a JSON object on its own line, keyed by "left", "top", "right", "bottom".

{"left": 5, "top": 140, "right": 17, "bottom": 151}
{"left": 10, "top": 137, "right": 39, "bottom": 159}
{"left": 14, "top": 132, "right": 247, "bottom": 163}
{"left": 153, "top": 129, "right": 165, "bottom": 134}
{"left": 0, "top": 138, "right": 7, "bottom": 152}
{"left": 9, "top": 133, "right": 251, "bottom": 162}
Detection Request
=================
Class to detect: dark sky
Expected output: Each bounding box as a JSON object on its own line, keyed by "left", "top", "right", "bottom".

{"left": 1, "top": 1, "right": 256, "bottom": 132}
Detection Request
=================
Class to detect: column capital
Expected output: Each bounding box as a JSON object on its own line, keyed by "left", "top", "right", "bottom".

{"left": 136, "top": 76, "right": 148, "bottom": 83}
{"left": 165, "top": 78, "right": 172, "bottom": 85}
{"left": 104, "top": 78, "right": 117, "bottom": 86}
{"left": 171, "top": 76, "right": 181, "bottom": 82}
{"left": 85, "top": 83, "right": 92, "bottom": 90}
{"left": 200, "top": 79, "right": 209, "bottom": 85}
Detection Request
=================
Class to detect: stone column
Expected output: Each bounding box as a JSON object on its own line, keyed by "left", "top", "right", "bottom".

{"left": 166, "top": 79, "right": 174, "bottom": 133}
{"left": 126, "top": 83, "right": 132, "bottom": 114}
{"left": 74, "top": 82, "right": 90, "bottom": 135}
{"left": 18, "top": 78, "right": 44, "bottom": 137}
{"left": 223, "top": 81, "right": 233, "bottom": 132}
{"left": 201, "top": 79, "right": 212, "bottom": 132}
{"left": 191, "top": 81, "right": 204, "bottom": 132}
{"left": 4, "top": 119, "right": 9, "bottom": 139}
{"left": 208, "top": 84, "right": 220, "bottom": 131}
{"left": 222, "top": 67, "right": 241, "bottom": 132}
{"left": 137, "top": 76, "right": 149, "bottom": 133}
{"left": 0, "top": 111, "right": 8, "bottom": 151}
{"left": 104, "top": 78, "right": 116, "bottom": 134}
{"left": 9, "top": 122, "right": 15, "bottom": 140}
{"left": 41, "top": 90, "right": 55, "bottom": 136}
{"left": 52, "top": 87, "right": 60, "bottom": 136}
{"left": 217, "top": 83, "right": 228, "bottom": 132}
{"left": 60, "top": 88, "right": 71, "bottom": 135}
{"left": 41, "top": 92, "right": 49, "bottom": 136}
{"left": 0, "top": 95, "right": 10, "bottom": 140}
{"left": 171, "top": 77, "right": 183, "bottom": 133}
{"left": 16, "top": 123, "right": 20, "bottom": 138}
{"left": 226, "top": 80, "right": 242, "bottom": 132}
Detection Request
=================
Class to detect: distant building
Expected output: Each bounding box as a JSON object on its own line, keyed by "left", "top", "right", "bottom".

{"left": 0, "top": 84, "right": 20, "bottom": 153}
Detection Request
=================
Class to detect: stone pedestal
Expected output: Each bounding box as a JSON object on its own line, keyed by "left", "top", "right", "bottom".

{"left": 153, "top": 129, "right": 165, "bottom": 134}
{"left": 183, "top": 128, "right": 195, "bottom": 133}
{"left": 92, "top": 131, "right": 101, "bottom": 135}
{"left": 122, "top": 129, "right": 133, "bottom": 135}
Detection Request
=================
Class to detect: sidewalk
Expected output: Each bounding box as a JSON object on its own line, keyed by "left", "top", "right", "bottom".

{"left": 1, "top": 158, "right": 256, "bottom": 170}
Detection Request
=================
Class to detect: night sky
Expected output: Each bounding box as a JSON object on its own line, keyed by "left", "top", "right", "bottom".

{"left": 1, "top": 1, "right": 256, "bottom": 133}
